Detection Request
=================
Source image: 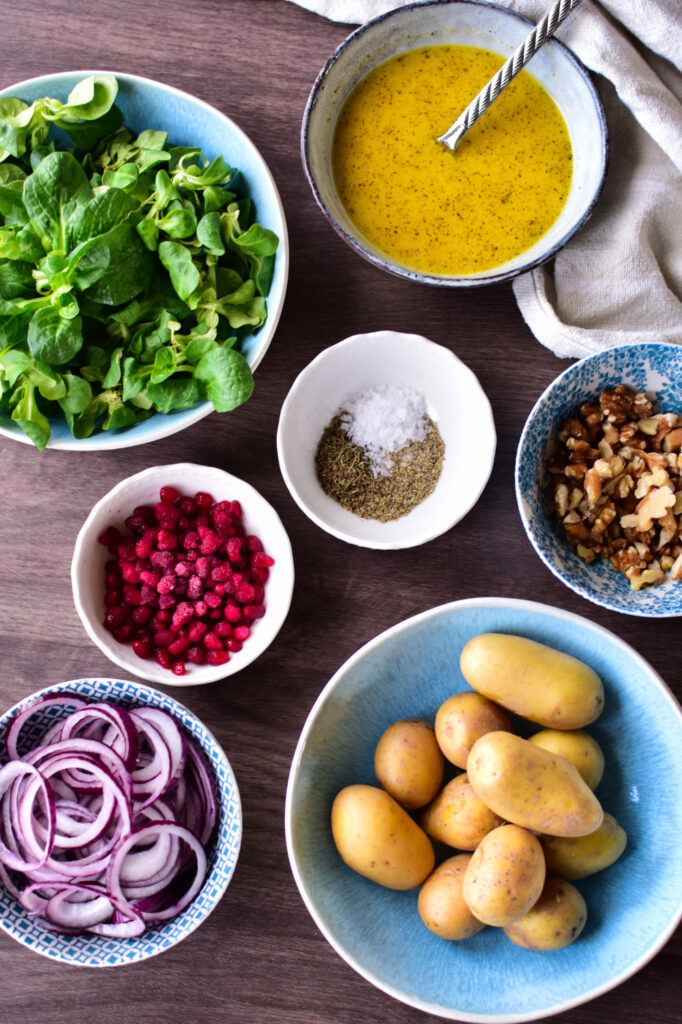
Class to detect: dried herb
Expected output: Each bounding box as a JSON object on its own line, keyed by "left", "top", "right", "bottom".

{"left": 315, "top": 413, "right": 445, "bottom": 522}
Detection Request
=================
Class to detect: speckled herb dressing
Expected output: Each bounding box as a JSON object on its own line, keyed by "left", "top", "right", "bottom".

{"left": 332, "top": 44, "right": 573, "bottom": 275}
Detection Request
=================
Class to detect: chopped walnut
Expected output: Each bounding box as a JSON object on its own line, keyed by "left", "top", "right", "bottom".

{"left": 547, "top": 385, "right": 682, "bottom": 591}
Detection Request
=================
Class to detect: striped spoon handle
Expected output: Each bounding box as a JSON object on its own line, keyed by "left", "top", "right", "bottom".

{"left": 437, "top": 0, "right": 583, "bottom": 151}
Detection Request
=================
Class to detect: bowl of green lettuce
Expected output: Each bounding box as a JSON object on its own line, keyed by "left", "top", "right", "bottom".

{"left": 0, "top": 70, "right": 288, "bottom": 450}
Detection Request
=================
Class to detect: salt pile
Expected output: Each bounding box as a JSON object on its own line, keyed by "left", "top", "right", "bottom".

{"left": 340, "top": 384, "right": 431, "bottom": 477}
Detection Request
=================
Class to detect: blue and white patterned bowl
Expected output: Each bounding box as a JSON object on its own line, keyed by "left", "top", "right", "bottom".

{"left": 516, "top": 343, "right": 682, "bottom": 617}
{"left": 0, "top": 70, "right": 288, "bottom": 450}
{"left": 0, "top": 677, "right": 242, "bottom": 966}
{"left": 285, "top": 597, "right": 682, "bottom": 1022}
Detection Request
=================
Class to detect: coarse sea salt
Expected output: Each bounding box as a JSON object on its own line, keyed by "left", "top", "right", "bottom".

{"left": 340, "top": 384, "right": 431, "bottom": 477}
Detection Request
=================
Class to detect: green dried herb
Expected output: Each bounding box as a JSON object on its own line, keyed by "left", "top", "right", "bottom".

{"left": 315, "top": 413, "right": 445, "bottom": 522}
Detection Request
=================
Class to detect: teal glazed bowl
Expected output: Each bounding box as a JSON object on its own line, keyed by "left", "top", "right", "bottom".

{"left": 0, "top": 70, "right": 288, "bottom": 450}
{"left": 285, "top": 597, "right": 682, "bottom": 1022}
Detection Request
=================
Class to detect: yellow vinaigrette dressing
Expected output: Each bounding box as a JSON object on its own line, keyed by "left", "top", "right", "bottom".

{"left": 332, "top": 45, "right": 573, "bottom": 275}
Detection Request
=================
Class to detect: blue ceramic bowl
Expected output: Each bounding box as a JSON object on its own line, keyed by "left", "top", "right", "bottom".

{"left": 0, "top": 70, "right": 288, "bottom": 450}
{"left": 285, "top": 598, "right": 682, "bottom": 1022}
{"left": 516, "top": 343, "right": 682, "bottom": 617}
{"left": 0, "top": 677, "right": 242, "bottom": 966}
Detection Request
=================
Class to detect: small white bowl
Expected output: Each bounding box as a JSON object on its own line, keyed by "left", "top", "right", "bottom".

{"left": 276, "top": 331, "right": 496, "bottom": 548}
{"left": 71, "top": 464, "right": 294, "bottom": 685}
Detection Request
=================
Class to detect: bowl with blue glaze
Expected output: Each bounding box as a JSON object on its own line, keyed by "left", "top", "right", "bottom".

{"left": 0, "top": 70, "right": 288, "bottom": 450}
{"left": 285, "top": 596, "right": 682, "bottom": 1021}
{"left": 302, "top": 0, "right": 607, "bottom": 287}
{"left": 0, "top": 676, "right": 242, "bottom": 966}
{"left": 516, "top": 343, "right": 682, "bottom": 617}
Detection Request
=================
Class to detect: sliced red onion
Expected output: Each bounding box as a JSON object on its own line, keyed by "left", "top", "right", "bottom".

{"left": 0, "top": 697, "right": 217, "bottom": 939}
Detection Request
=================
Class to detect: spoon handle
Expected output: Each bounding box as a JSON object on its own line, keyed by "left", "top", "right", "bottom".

{"left": 437, "top": 0, "right": 583, "bottom": 151}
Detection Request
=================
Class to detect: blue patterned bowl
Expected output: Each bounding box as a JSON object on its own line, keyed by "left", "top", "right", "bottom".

{"left": 0, "top": 70, "right": 288, "bottom": 450}
{"left": 285, "top": 597, "right": 682, "bottom": 1021}
{"left": 516, "top": 343, "right": 682, "bottom": 617}
{"left": 0, "top": 677, "right": 242, "bottom": 966}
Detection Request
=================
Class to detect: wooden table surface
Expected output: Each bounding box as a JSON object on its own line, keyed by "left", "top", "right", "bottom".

{"left": 0, "top": 1, "right": 679, "bottom": 1021}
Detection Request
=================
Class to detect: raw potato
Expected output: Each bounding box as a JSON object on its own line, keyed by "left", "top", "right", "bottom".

{"left": 418, "top": 854, "right": 486, "bottom": 941}
{"left": 331, "top": 784, "right": 435, "bottom": 890}
{"left": 541, "top": 812, "right": 627, "bottom": 879}
{"left": 460, "top": 633, "right": 604, "bottom": 729}
{"left": 504, "top": 876, "right": 587, "bottom": 950}
{"left": 435, "top": 692, "right": 512, "bottom": 769}
{"left": 374, "top": 718, "right": 444, "bottom": 809}
{"left": 420, "top": 773, "right": 502, "bottom": 850}
{"left": 467, "top": 732, "right": 604, "bottom": 837}
{"left": 528, "top": 729, "right": 605, "bottom": 790}
{"left": 463, "top": 824, "right": 545, "bottom": 927}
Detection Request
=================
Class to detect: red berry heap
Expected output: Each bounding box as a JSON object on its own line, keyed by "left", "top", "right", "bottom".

{"left": 98, "top": 486, "right": 274, "bottom": 675}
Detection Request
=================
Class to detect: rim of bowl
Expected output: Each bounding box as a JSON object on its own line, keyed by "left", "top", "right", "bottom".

{"left": 71, "top": 463, "right": 295, "bottom": 684}
{"left": 276, "top": 330, "right": 496, "bottom": 549}
{"left": 514, "top": 342, "right": 682, "bottom": 618}
{"left": 284, "top": 595, "right": 682, "bottom": 1021}
{"left": 301, "top": 0, "right": 609, "bottom": 288}
{"left": 0, "top": 69, "right": 289, "bottom": 451}
{"left": 0, "top": 676, "right": 242, "bottom": 966}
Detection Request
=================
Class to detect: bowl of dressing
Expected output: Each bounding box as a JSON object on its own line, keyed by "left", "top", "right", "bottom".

{"left": 302, "top": 0, "right": 608, "bottom": 287}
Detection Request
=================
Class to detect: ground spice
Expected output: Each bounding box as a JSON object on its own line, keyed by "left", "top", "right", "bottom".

{"left": 315, "top": 412, "right": 445, "bottom": 522}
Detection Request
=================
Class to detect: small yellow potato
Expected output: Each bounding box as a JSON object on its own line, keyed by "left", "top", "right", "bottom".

{"left": 540, "top": 812, "right": 627, "bottom": 879}
{"left": 419, "top": 773, "right": 503, "bottom": 850}
{"left": 331, "top": 784, "right": 435, "bottom": 890}
{"left": 374, "top": 718, "right": 444, "bottom": 810}
{"left": 467, "top": 732, "right": 604, "bottom": 837}
{"left": 462, "top": 824, "right": 545, "bottom": 927}
{"left": 435, "top": 692, "right": 512, "bottom": 769}
{"left": 460, "top": 633, "right": 604, "bottom": 729}
{"left": 418, "top": 854, "right": 486, "bottom": 941}
{"left": 504, "top": 876, "right": 587, "bottom": 950}
{"left": 528, "top": 729, "right": 605, "bottom": 790}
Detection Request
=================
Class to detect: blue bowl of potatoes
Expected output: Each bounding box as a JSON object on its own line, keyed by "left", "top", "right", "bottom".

{"left": 285, "top": 597, "right": 682, "bottom": 1022}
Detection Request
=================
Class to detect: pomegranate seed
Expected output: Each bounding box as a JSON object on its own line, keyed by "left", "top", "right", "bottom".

{"left": 251, "top": 551, "right": 275, "bottom": 568}
{"left": 105, "top": 590, "right": 122, "bottom": 608}
{"left": 230, "top": 501, "right": 242, "bottom": 518}
{"left": 224, "top": 603, "right": 242, "bottom": 623}
{"left": 246, "top": 534, "right": 263, "bottom": 553}
{"left": 172, "top": 602, "right": 194, "bottom": 629}
{"left": 140, "top": 584, "right": 158, "bottom": 606}
{"left": 206, "top": 650, "right": 230, "bottom": 666}
{"left": 156, "top": 529, "right": 178, "bottom": 551}
{"left": 194, "top": 556, "right": 212, "bottom": 579}
{"left": 155, "top": 501, "right": 181, "bottom": 526}
{"left": 135, "top": 531, "right": 157, "bottom": 558}
{"left": 243, "top": 604, "right": 266, "bottom": 619}
{"left": 155, "top": 648, "right": 172, "bottom": 669}
{"left": 226, "top": 537, "right": 242, "bottom": 562}
{"left": 197, "top": 526, "right": 221, "bottom": 555}
{"left": 155, "top": 609, "right": 172, "bottom": 624}
{"left": 121, "top": 563, "right": 139, "bottom": 584}
{"left": 157, "top": 574, "right": 177, "bottom": 595}
{"left": 182, "top": 530, "right": 200, "bottom": 550}
{"left": 212, "top": 509, "right": 233, "bottom": 532}
{"left": 205, "top": 591, "right": 221, "bottom": 609}
{"left": 104, "top": 606, "right": 127, "bottom": 631}
{"left": 169, "top": 636, "right": 192, "bottom": 656}
{"left": 160, "top": 485, "right": 180, "bottom": 503}
{"left": 140, "top": 569, "right": 160, "bottom": 587}
{"left": 251, "top": 566, "right": 270, "bottom": 584}
{"left": 194, "top": 491, "right": 214, "bottom": 509}
{"left": 203, "top": 632, "right": 223, "bottom": 650}
{"left": 233, "top": 625, "right": 250, "bottom": 641}
{"left": 193, "top": 600, "right": 208, "bottom": 618}
{"left": 113, "top": 624, "right": 133, "bottom": 643}
{"left": 213, "top": 583, "right": 227, "bottom": 596}
{"left": 98, "top": 527, "right": 121, "bottom": 549}
{"left": 187, "top": 576, "right": 203, "bottom": 600}
{"left": 132, "top": 639, "right": 152, "bottom": 659}
{"left": 187, "top": 621, "right": 208, "bottom": 642}
{"left": 150, "top": 551, "right": 173, "bottom": 570}
{"left": 175, "top": 560, "right": 193, "bottom": 578}
{"left": 154, "top": 629, "right": 175, "bottom": 648}
{"left": 214, "top": 621, "right": 232, "bottom": 637}
{"left": 186, "top": 645, "right": 205, "bottom": 665}
{"left": 178, "top": 496, "right": 197, "bottom": 515}
{"left": 158, "top": 594, "right": 176, "bottom": 610}
{"left": 171, "top": 661, "right": 187, "bottom": 676}
{"left": 117, "top": 540, "right": 137, "bottom": 563}
{"left": 132, "top": 606, "right": 152, "bottom": 625}
{"left": 124, "top": 513, "right": 149, "bottom": 535}
{"left": 226, "top": 638, "right": 243, "bottom": 653}
{"left": 124, "top": 588, "right": 144, "bottom": 607}
{"left": 235, "top": 581, "right": 256, "bottom": 604}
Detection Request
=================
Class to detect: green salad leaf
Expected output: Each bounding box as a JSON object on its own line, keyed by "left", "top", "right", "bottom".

{"left": 0, "top": 74, "right": 279, "bottom": 448}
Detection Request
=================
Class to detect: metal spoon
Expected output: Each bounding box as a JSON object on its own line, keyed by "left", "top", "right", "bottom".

{"left": 437, "top": 0, "right": 583, "bottom": 152}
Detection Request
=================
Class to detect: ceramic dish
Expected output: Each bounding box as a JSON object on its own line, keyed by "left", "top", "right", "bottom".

{"left": 285, "top": 596, "right": 682, "bottom": 1022}
{"left": 276, "top": 330, "right": 496, "bottom": 549}
{"left": 516, "top": 342, "right": 682, "bottom": 617}
{"left": 71, "top": 463, "right": 294, "bottom": 684}
{"left": 0, "top": 676, "right": 242, "bottom": 966}
{"left": 0, "top": 69, "right": 288, "bottom": 450}
{"left": 302, "top": 0, "right": 607, "bottom": 287}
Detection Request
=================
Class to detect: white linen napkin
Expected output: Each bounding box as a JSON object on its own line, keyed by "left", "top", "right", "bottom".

{"left": 286, "top": 0, "right": 682, "bottom": 359}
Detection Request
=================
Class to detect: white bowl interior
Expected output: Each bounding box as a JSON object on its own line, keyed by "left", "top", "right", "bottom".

{"left": 304, "top": 0, "right": 606, "bottom": 283}
{"left": 71, "top": 464, "right": 294, "bottom": 684}
{"left": 277, "top": 331, "right": 496, "bottom": 548}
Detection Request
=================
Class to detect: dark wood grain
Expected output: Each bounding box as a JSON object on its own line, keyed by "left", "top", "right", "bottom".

{"left": 0, "top": 1, "right": 679, "bottom": 1021}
